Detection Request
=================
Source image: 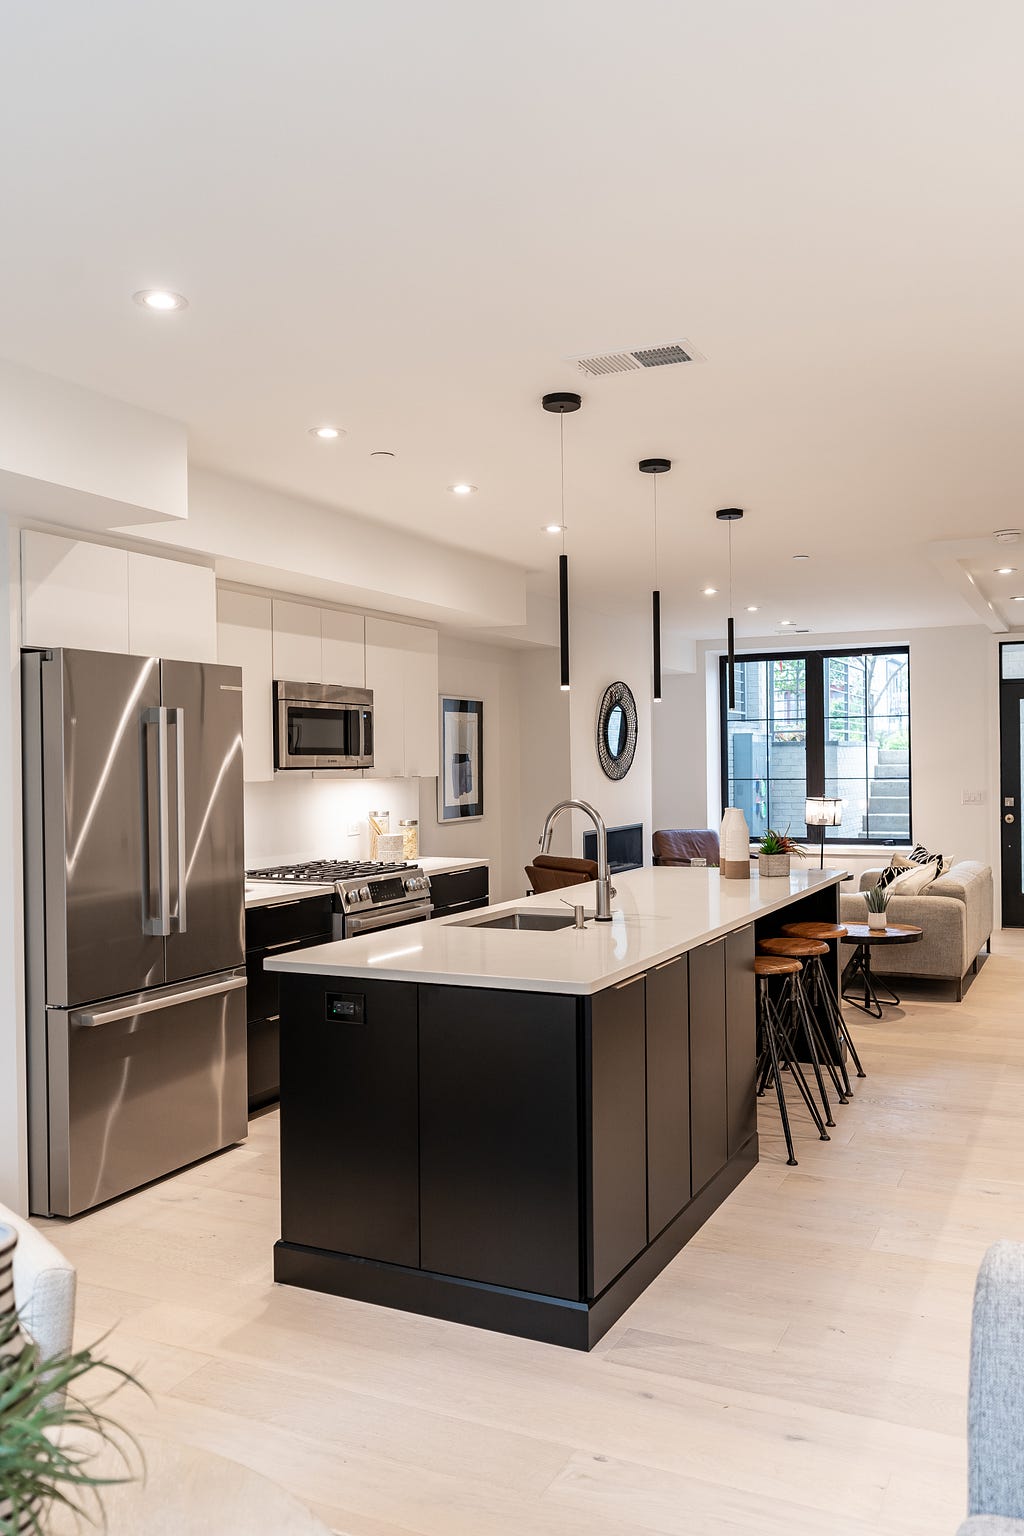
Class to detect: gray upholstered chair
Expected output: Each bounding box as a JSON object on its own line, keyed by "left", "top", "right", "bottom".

{"left": 957, "top": 1241, "right": 1024, "bottom": 1534}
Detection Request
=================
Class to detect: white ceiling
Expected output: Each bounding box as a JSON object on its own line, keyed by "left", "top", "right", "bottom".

{"left": 2, "top": 1, "right": 1023, "bottom": 638}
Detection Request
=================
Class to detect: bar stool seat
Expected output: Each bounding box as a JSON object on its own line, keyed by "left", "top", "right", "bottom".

{"left": 782, "top": 920, "right": 848, "bottom": 942}
{"left": 758, "top": 935, "right": 844, "bottom": 1116}
{"left": 753, "top": 955, "right": 830, "bottom": 1166}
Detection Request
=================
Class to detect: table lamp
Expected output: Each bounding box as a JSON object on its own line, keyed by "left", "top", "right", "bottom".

{"left": 805, "top": 796, "right": 843, "bottom": 867}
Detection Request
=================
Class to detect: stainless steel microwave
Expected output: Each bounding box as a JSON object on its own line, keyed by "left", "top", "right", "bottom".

{"left": 273, "top": 680, "right": 374, "bottom": 771}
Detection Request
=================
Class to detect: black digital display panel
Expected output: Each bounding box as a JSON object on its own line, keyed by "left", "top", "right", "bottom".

{"left": 368, "top": 878, "right": 405, "bottom": 903}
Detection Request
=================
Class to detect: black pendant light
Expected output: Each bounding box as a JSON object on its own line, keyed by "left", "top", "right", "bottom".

{"left": 542, "top": 391, "right": 582, "bottom": 690}
{"left": 716, "top": 507, "right": 744, "bottom": 710}
{"left": 639, "top": 458, "right": 671, "bottom": 702}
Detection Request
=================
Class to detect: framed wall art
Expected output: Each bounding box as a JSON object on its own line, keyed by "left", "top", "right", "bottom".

{"left": 437, "top": 695, "right": 484, "bottom": 821}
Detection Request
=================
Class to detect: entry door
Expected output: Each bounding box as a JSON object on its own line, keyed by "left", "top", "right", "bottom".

{"left": 999, "top": 645, "right": 1024, "bottom": 926}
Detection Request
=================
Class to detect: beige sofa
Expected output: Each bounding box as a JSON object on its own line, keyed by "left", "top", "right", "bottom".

{"left": 839, "top": 860, "right": 993, "bottom": 1001}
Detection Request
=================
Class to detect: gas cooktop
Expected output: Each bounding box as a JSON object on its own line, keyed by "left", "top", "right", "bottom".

{"left": 247, "top": 860, "right": 413, "bottom": 882}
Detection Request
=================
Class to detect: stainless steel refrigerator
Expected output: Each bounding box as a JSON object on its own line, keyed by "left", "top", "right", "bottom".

{"left": 22, "top": 647, "right": 248, "bottom": 1217}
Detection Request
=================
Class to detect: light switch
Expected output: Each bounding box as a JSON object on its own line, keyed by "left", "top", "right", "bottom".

{"left": 961, "top": 789, "right": 986, "bottom": 805}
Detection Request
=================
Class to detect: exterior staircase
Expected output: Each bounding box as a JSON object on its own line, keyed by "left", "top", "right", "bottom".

{"left": 866, "top": 747, "right": 910, "bottom": 839}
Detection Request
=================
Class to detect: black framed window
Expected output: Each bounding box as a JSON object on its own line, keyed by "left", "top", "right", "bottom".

{"left": 720, "top": 646, "right": 911, "bottom": 844}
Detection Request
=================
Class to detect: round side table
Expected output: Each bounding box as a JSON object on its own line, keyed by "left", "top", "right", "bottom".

{"left": 840, "top": 923, "right": 923, "bottom": 1019}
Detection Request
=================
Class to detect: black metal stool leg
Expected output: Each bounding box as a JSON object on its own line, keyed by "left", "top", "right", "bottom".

{"left": 819, "top": 958, "right": 867, "bottom": 1079}
{"left": 759, "top": 977, "right": 798, "bottom": 1166}
{"left": 790, "top": 976, "right": 836, "bottom": 1128}
{"left": 769, "top": 983, "right": 830, "bottom": 1141}
{"left": 843, "top": 943, "right": 883, "bottom": 1020}
{"left": 805, "top": 955, "right": 850, "bottom": 1103}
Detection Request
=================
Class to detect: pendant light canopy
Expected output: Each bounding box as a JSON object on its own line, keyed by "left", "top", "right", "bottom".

{"left": 715, "top": 508, "right": 744, "bottom": 710}
{"left": 639, "top": 458, "right": 671, "bottom": 702}
{"left": 542, "top": 391, "right": 582, "bottom": 691}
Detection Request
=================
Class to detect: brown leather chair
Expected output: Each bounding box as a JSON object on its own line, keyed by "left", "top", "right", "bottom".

{"left": 524, "top": 854, "right": 599, "bottom": 894}
{"left": 652, "top": 828, "right": 720, "bottom": 867}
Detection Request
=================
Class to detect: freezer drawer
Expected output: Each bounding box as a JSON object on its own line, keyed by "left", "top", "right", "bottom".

{"left": 40, "top": 969, "right": 247, "bottom": 1217}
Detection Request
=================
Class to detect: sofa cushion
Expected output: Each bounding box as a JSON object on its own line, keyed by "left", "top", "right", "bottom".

{"left": 887, "top": 860, "right": 939, "bottom": 896}
{"left": 956, "top": 1519, "right": 1024, "bottom": 1534}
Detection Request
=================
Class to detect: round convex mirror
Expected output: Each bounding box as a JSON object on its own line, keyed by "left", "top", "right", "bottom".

{"left": 596, "top": 681, "right": 638, "bottom": 780}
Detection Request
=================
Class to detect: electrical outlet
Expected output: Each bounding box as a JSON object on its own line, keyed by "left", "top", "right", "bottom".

{"left": 346, "top": 820, "right": 362, "bottom": 836}
{"left": 961, "top": 789, "right": 986, "bottom": 805}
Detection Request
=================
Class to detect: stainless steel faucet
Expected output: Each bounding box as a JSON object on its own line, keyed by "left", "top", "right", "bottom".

{"left": 539, "top": 798, "right": 615, "bottom": 922}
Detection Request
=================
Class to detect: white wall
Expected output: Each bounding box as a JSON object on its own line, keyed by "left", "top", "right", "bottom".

{"left": 653, "top": 623, "right": 999, "bottom": 875}
{"left": 0, "top": 521, "right": 26, "bottom": 1210}
{"left": 516, "top": 647, "right": 572, "bottom": 880}
{"left": 0, "top": 357, "right": 187, "bottom": 529}
{"left": 244, "top": 776, "right": 420, "bottom": 868}
{"left": 418, "top": 635, "right": 523, "bottom": 902}
{"left": 566, "top": 607, "right": 653, "bottom": 860}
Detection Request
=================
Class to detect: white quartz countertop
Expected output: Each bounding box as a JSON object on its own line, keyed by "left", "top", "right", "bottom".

{"left": 266, "top": 865, "right": 848, "bottom": 995}
{"left": 418, "top": 857, "right": 489, "bottom": 876}
{"left": 244, "top": 880, "right": 335, "bottom": 909}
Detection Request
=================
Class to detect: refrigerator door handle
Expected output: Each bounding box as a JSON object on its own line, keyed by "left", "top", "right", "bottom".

{"left": 170, "top": 706, "right": 187, "bottom": 934}
{"left": 143, "top": 706, "right": 172, "bottom": 937}
{"left": 73, "top": 973, "right": 247, "bottom": 1028}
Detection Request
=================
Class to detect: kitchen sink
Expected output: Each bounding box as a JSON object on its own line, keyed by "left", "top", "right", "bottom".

{"left": 453, "top": 909, "right": 580, "bottom": 932}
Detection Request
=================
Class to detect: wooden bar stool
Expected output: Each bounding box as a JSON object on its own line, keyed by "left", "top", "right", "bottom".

{"left": 754, "top": 956, "right": 830, "bottom": 1166}
{"left": 758, "top": 936, "right": 845, "bottom": 1118}
{"left": 782, "top": 919, "right": 865, "bottom": 1085}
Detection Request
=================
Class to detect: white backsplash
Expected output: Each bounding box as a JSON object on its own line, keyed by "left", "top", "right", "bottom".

{"left": 244, "top": 776, "right": 421, "bottom": 867}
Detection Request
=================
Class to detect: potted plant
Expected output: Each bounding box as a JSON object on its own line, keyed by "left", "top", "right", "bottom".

{"left": 755, "top": 828, "right": 807, "bottom": 879}
{"left": 865, "top": 883, "right": 890, "bottom": 931}
{"left": 0, "top": 1228, "right": 143, "bottom": 1535}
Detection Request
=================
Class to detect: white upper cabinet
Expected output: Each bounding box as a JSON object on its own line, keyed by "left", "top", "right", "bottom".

{"left": 21, "top": 531, "right": 217, "bottom": 662}
{"left": 364, "top": 617, "right": 438, "bottom": 779}
{"left": 272, "top": 600, "right": 321, "bottom": 681}
{"left": 128, "top": 552, "right": 217, "bottom": 661}
{"left": 321, "top": 610, "right": 365, "bottom": 687}
{"left": 22, "top": 530, "right": 130, "bottom": 653}
{"left": 403, "top": 624, "right": 440, "bottom": 778}
{"left": 217, "top": 588, "right": 274, "bottom": 782}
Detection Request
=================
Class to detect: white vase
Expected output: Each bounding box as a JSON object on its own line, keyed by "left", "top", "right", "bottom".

{"left": 720, "top": 807, "right": 751, "bottom": 880}
{"left": 867, "top": 910, "right": 887, "bottom": 931}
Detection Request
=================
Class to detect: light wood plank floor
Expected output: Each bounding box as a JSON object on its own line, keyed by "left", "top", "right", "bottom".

{"left": 38, "top": 937, "right": 1024, "bottom": 1535}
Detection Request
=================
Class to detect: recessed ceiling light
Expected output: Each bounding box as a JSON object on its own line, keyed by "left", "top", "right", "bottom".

{"left": 703, "top": 587, "right": 718, "bottom": 596}
{"left": 996, "top": 567, "right": 1017, "bottom": 574}
{"left": 779, "top": 618, "right": 793, "bottom": 625}
{"left": 543, "top": 523, "right": 566, "bottom": 534}
{"left": 1013, "top": 596, "right": 1024, "bottom": 603}
{"left": 746, "top": 605, "right": 759, "bottom": 612}
{"left": 448, "top": 483, "right": 477, "bottom": 495}
{"left": 308, "top": 425, "right": 344, "bottom": 440}
{"left": 133, "top": 289, "right": 188, "bottom": 312}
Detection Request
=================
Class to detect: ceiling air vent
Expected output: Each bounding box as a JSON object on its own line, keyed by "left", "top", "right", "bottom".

{"left": 569, "top": 339, "right": 705, "bottom": 379}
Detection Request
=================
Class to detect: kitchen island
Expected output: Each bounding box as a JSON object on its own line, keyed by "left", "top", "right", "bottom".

{"left": 268, "top": 866, "right": 846, "bottom": 1348}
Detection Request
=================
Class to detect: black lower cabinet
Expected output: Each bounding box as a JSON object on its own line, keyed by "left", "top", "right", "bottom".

{"left": 245, "top": 894, "right": 333, "bottom": 1111}
{"left": 645, "top": 952, "right": 691, "bottom": 1240}
{"left": 279, "top": 974, "right": 419, "bottom": 1267}
{"left": 688, "top": 936, "right": 729, "bottom": 1195}
{"left": 587, "top": 975, "right": 648, "bottom": 1297}
{"left": 419, "top": 986, "right": 581, "bottom": 1299}
{"left": 428, "top": 865, "right": 489, "bottom": 919}
{"left": 725, "top": 925, "right": 757, "bottom": 1155}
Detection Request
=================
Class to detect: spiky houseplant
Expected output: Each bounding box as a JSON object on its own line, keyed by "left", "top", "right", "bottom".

{"left": 0, "top": 1308, "right": 143, "bottom": 1535}
{"left": 755, "top": 827, "right": 807, "bottom": 878}
{"left": 864, "top": 883, "right": 891, "bottom": 928}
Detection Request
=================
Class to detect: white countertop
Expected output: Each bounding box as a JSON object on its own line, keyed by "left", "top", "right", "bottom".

{"left": 244, "top": 880, "right": 335, "bottom": 909}
{"left": 417, "top": 857, "right": 489, "bottom": 877}
{"left": 266, "top": 865, "right": 848, "bottom": 995}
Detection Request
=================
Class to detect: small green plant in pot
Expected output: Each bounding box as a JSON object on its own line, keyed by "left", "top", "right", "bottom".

{"left": 755, "top": 828, "right": 807, "bottom": 879}
{"left": 865, "top": 883, "right": 891, "bottom": 931}
{"left": 0, "top": 1227, "right": 144, "bottom": 1535}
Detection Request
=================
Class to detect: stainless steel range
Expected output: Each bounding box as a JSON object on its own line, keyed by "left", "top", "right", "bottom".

{"left": 247, "top": 860, "right": 432, "bottom": 938}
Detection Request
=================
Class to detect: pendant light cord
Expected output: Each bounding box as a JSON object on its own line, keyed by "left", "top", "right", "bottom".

{"left": 653, "top": 475, "right": 659, "bottom": 579}
{"left": 728, "top": 519, "right": 733, "bottom": 611}
{"left": 560, "top": 413, "right": 566, "bottom": 556}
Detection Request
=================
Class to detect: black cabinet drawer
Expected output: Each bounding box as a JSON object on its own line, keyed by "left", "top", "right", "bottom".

{"left": 245, "top": 894, "right": 334, "bottom": 951}
{"left": 587, "top": 974, "right": 648, "bottom": 1298}
{"left": 428, "top": 865, "right": 489, "bottom": 916}
{"left": 245, "top": 930, "right": 332, "bottom": 1025}
{"left": 645, "top": 952, "right": 691, "bottom": 1240}
{"left": 279, "top": 974, "right": 419, "bottom": 1266}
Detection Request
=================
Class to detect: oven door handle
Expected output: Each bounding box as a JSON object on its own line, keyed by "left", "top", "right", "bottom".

{"left": 346, "top": 904, "right": 433, "bottom": 937}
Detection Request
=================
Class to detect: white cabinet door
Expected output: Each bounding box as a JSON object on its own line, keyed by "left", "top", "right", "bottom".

{"left": 364, "top": 617, "right": 407, "bottom": 778}
{"left": 21, "top": 530, "right": 129, "bottom": 653}
{"left": 128, "top": 552, "right": 217, "bottom": 661}
{"left": 321, "top": 610, "right": 365, "bottom": 687}
{"left": 403, "top": 624, "right": 439, "bottom": 778}
{"left": 272, "top": 600, "right": 322, "bottom": 681}
{"left": 218, "top": 588, "right": 274, "bottom": 782}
